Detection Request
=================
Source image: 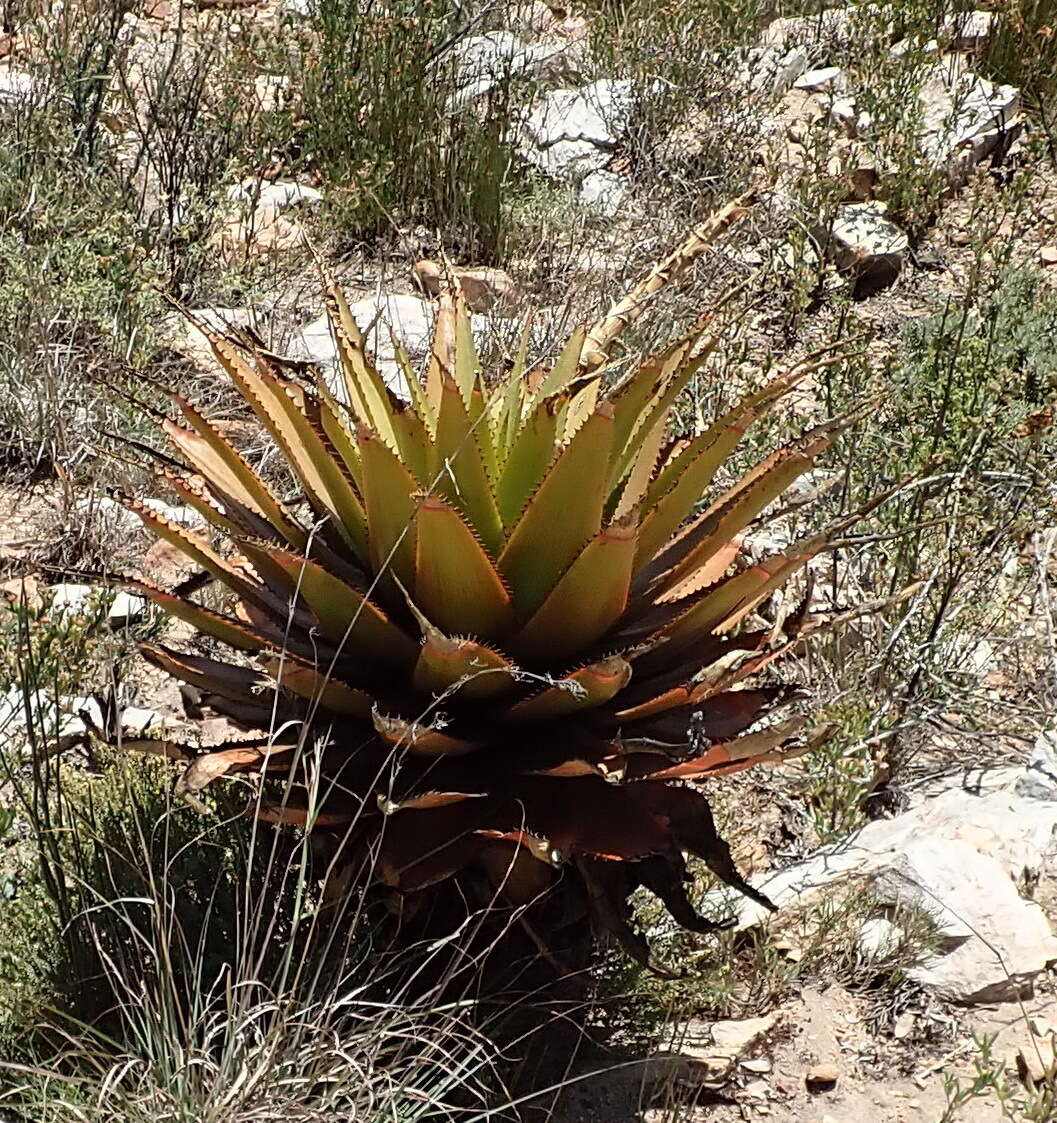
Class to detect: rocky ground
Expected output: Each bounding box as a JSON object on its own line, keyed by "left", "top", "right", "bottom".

{"left": 543, "top": 748, "right": 1057, "bottom": 1122}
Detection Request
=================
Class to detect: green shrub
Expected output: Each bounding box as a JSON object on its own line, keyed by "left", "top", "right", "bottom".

{"left": 301, "top": 0, "right": 517, "bottom": 259}
{"left": 987, "top": 1, "right": 1057, "bottom": 118}
{"left": 812, "top": 265, "right": 1057, "bottom": 785}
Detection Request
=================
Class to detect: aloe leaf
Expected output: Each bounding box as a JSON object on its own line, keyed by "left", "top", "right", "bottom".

{"left": 651, "top": 435, "right": 830, "bottom": 585}
{"left": 239, "top": 544, "right": 416, "bottom": 665}
{"left": 372, "top": 710, "right": 480, "bottom": 758}
{"left": 508, "top": 518, "right": 636, "bottom": 663}
{"left": 413, "top": 494, "right": 515, "bottom": 639}
{"left": 612, "top": 411, "right": 669, "bottom": 520}
{"left": 121, "top": 496, "right": 275, "bottom": 612}
{"left": 508, "top": 656, "right": 631, "bottom": 720}
{"left": 496, "top": 396, "right": 560, "bottom": 531}
{"left": 264, "top": 656, "right": 373, "bottom": 717}
{"left": 118, "top": 576, "right": 265, "bottom": 652}
{"left": 527, "top": 326, "right": 586, "bottom": 405}
{"left": 163, "top": 396, "right": 307, "bottom": 549}
{"left": 139, "top": 644, "right": 267, "bottom": 704}
{"left": 498, "top": 404, "right": 614, "bottom": 615}
{"left": 356, "top": 424, "right": 419, "bottom": 589}
{"left": 432, "top": 378, "right": 503, "bottom": 554}
{"left": 413, "top": 629, "right": 516, "bottom": 700}
{"left": 324, "top": 281, "right": 401, "bottom": 450}
{"left": 208, "top": 333, "right": 369, "bottom": 560}
{"left": 453, "top": 291, "right": 480, "bottom": 407}
{"left": 425, "top": 293, "right": 457, "bottom": 420}
{"left": 633, "top": 411, "right": 758, "bottom": 566}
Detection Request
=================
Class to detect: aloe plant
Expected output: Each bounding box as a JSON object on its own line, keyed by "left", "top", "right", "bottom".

{"left": 115, "top": 213, "right": 883, "bottom": 968}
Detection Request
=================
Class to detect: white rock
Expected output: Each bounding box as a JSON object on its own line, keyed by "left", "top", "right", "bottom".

{"left": 918, "top": 72, "right": 1020, "bottom": 188}
{"left": 226, "top": 180, "right": 323, "bottom": 211}
{"left": 447, "top": 31, "right": 564, "bottom": 109}
{"left": 654, "top": 1012, "right": 778, "bottom": 1083}
{"left": 793, "top": 66, "right": 845, "bottom": 93}
{"left": 291, "top": 314, "right": 340, "bottom": 392}
{"left": 759, "top": 9, "right": 859, "bottom": 54}
{"left": 520, "top": 79, "right": 638, "bottom": 179}
{"left": 342, "top": 292, "right": 435, "bottom": 376}
{"left": 0, "top": 688, "right": 88, "bottom": 749}
{"left": 0, "top": 68, "right": 38, "bottom": 104}
{"left": 108, "top": 592, "right": 148, "bottom": 627}
{"left": 579, "top": 169, "right": 628, "bottom": 216}
{"left": 893, "top": 1011, "right": 916, "bottom": 1039}
{"left": 945, "top": 10, "right": 993, "bottom": 51}
{"left": 749, "top": 45, "right": 812, "bottom": 96}
{"left": 742, "top": 1056, "right": 772, "bottom": 1073}
{"left": 703, "top": 778, "right": 1057, "bottom": 1003}
{"left": 186, "top": 292, "right": 545, "bottom": 409}
{"left": 177, "top": 307, "right": 259, "bottom": 364}
{"left": 857, "top": 916, "right": 904, "bottom": 960}
{"left": 743, "top": 1078, "right": 770, "bottom": 1099}
{"left": 873, "top": 839, "right": 1057, "bottom": 1003}
{"left": 963, "top": 637, "right": 996, "bottom": 678}
{"left": 48, "top": 584, "right": 97, "bottom": 615}
{"left": 290, "top": 293, "right": 435, "bottom": 401}
{"left": 770, "top": 238, "right": 821, "bottom": 280}
{"left": 67, "top": 695, "right": 105, "bottom": 728}
{"left": 1016, "top": 730, "right": 1057, "bottom": 802}
{"left": 785, "top": 468, "right": 843, "bottom": 505}
{"left": 521, "top": 89, "right": 603, "bottom": 177}
{"left": 710, "top": 1013, "right": 777, "bottom": 1054}
{"left": 117, "top": 706, "right": 164, "bottom": 734}
{"left": 827, "top": 96, "right": 858, "bottom": 135}
{"left": 506, "top": 0, "right": 557, "bottom": 35}
{"left": 741, "top": 527, "right": 794, "bottom": 562}
{"left": 253, "top": 74, "right": 291, "bottom": 113}
{"left": 890, "top": 37, "right": 940, "bottom": 60}
{"left": 822, "top": 201, "right": 908, "bottom": 286}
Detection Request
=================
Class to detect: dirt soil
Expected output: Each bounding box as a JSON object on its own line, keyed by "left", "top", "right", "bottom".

{"left": 545, "top": 982, "right": 1057, "bottom": 1123}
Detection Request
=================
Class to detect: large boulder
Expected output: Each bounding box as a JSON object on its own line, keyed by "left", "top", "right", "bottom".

{"left": 917, "top": 71, "right": 1020, "bottom": 188}
{"left": 872, "top": 838, "right": 1057, "bottom": 1003}
{"left": 758, "top": 8, "right": 863, "bottom": 56}
{"left": 289, "top": 292, "right": 554, "bottom": 401}
{"left": 447, "top": 31, "right": 568, "bottom": 110}
{"left": 704, "top": 748, "right": 1057, "bottom": 1004}
{"left": 519, "top": 78, "right": 638, "bottom": 179}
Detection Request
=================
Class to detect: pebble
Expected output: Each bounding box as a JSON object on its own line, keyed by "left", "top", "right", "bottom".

{"left": 1016, "top": 1040, "right": 1056, "bottom": 1084}
{"left": 793, "top": 66, "right": 843, "bottom": 93}
{"left": 1039, "top": 246, "right": 1057, "bottom": 266}
{"left": 743, "top": 1078, "right": 770, "bottom": 1100}
{"left": 805, "top": 1063, "right": 840, "bottom": 1088}
{"left": 742, "top": 1056, "right": 772, "bottom": 1073}
{"left": 893, "top": 1011, "right": 916, "bottom": 1040}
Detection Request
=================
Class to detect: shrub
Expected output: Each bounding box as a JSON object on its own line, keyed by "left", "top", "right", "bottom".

{"left": 301, "top": 0, "right": 517, "bottom": 259}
